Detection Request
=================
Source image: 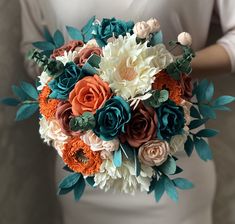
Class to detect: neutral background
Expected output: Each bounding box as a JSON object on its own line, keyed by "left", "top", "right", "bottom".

{"left": 0, "top": 0, "right": 234, "bottom": 224}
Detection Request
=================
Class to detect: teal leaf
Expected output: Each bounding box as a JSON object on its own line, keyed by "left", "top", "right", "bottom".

{"left": 66, "top": 26, "right": 83, "bottom": 41}
{"left": 190, "top": 106, "right": 201, "bottom": 119}
{"left": 173, "top": 178, "right": 194, "bottom": 190}
{"left": 59, "top": 173, "right": 81, "bottom": 189}
{"left": 82, "top": 16, "right": 96, "bottom": 43}
{"left": 205, "top": 82, "right": 214, "bottom": 102}
{"left": 164, "top": 176, "right": 179, "bottom": 202}
{"left": 85, "top": 176, "right": 95, "bottom": 188}
{"left": 15, "top": 103, "right": 38, "bottom": 121}
{"left": 20, "top": 81, "right": 38, "bottom": 100}
{"left": 148, "top": 178, "right": 157, "bottom": 194}
{"left": 196, "top": 129, "right": 219, "bottom": 138}
{"left": 189, "top": 118, "right": 208, "bottom": 130}
{"left": 120, "top": 143, "right": 134, "bottom": 161}
{"left": 184, "top": 136, "right": 194, "bottom": 157}
{"left": 43, "top": 26, "right": 54, "bottom": 43}
{"left": 158, "top": 157, "right": 177, "bottom": 175}
{"left": 196, "top": 79, "right": 209, "bottom": 102}
{"left": 113, "top": 148, "right": 122, "bottom": 168}
{"left": 0, "top": 98, "right": 20, "bottom": 106}
{"left": 12, "top": 85, "right": 29, "bottom": 101}
{"left": 134, "top": 149, "right": 141, "bottom": 177}
{"left": 194, "top": 137, "right": 213, "bottom": 161}
{"left": 53, "top": 30, "right": 65, "bottom": 48}
{"left": 58, "top": 186, "right": 74, "bottom": 195}
{"left": 199, "top": 104, "right": 216, "bottom": 119}
{"left": 32, "top": 41, "right": 55, "bottom": 51}
{"left": 213, "top": 96, "right": 235, "bottom": 106}
{"left": 74, "top": 177, "right": 86, "bottom": 201}
{"left": 150, "top": 31, "right": 163, "bottom": 46}
{"left": 171, "top": 166, "right": 183, "bottom": 175}
{"left": 154, "top": 177, "right": 165, "bottom": 202}
{"left": 212, "top": 105, "right": 231, "bottom": 111}
{"left": 63, "top": 165, "right": 74, "bottom": 173}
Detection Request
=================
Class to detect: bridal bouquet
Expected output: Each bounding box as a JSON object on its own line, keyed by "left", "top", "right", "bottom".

{"left": 1, "top": 16, "right": 234, "bottom": 202}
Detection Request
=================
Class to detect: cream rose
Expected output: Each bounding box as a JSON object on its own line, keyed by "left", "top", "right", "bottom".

{"left": 180, "top": 100, "right": 192, "bottom": 126}
{"left": 170, "top": 133, "right": 188, "bottom": 154}
{"left": 146, "top": 18, "right": 161, "bottom": 33}
{"left": 133, "top": 21, "right": 151, "bottom": 39}
{"left": 177, "top": 32, "right": 192, "bottom": 46}
{"left": 138, "top": 140, "right": 170, "bottom": 166}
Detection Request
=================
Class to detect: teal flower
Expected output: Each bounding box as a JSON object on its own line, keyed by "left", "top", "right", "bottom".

{"left": 93, "top": 18, "right": 134, "bottom": 46}
{"left": 93, "top": 96, "right": 131, "bottom": 140}
{"left": 48, "top": 62, "right": 85, "bottom": 100}
{"left": 156, "top": 100, "right": 185, "bottom": 140}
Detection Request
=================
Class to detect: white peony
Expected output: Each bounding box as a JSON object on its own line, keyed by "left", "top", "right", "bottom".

{"left": 99, "top": 34, "right": 174, "bottom": 100}
{"left": 170, "top": 132, "right": 188, "bottom": 154}
{"left": 94, "top": 159, "right": 154, "bottom": 195}
{"left": 55, "top": 50, "right": 78, "bottom": 65}
{"left": 37, "top": 71, "right": 51, "bottom": 91}
{"left": 39, "top": 117, "right": 68, "bottom": 156}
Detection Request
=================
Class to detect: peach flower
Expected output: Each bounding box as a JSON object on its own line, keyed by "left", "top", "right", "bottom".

{"left": 138, "top": 140, "right": 170, "bottom": 166}
{"left": 146, "top": 18, "right": 161, "bottom": 33}
{"left": 69, "top": 75, "right": 112, "bottom": 116}
{"left": 133, "top": 21, "right": 151, "bottom": 39}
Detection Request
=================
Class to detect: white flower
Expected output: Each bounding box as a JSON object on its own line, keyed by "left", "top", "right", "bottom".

{"left": 55, "top": 50, "right": 78, "bottom": 65}
{"left": 146, "top": 18, "right": 161, "bottom": 33}
{"left": 177, "top": 32, "right": 192, "bottom": 46}
{"left": 94, "top": 159, "right": 153, "bottom": 194}
{"left": 99, "top": 34, "right": 173, "bottom": 100}
{"left": 37, "top": 71, "right": 51, "bottom": 91}
{"left": 170, "top": 132, "right": 188, "bottom": 154}
{"left": 133, "top": 21, "right": 151, "bottom": 39}
{"left": 39, "top": 117, "right": 68, "bottom": 156}
{"left": 80, "top": 130, "right": 119, "bottom": 152}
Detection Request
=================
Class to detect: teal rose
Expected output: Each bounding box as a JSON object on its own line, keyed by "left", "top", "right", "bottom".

{"left": 156, "top": 100, "right": 185, "bottom": 140}
{"left": 93, "top": 96, "right": 131, "bottom": 141}
{"left": 93, "top": 17, "right": 134, "bottom": 46}
{"left": 48, "top": 62, "right": 85, "bottom": 100}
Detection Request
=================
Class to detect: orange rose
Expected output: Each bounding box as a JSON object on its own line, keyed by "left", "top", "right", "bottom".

{"left": 69, "top": 75, "right": 112, "bottom": 116}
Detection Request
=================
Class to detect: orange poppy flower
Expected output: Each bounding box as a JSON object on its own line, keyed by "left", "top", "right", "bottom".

{"left": 63, "top": 137, "right": 102, "bottom": 176}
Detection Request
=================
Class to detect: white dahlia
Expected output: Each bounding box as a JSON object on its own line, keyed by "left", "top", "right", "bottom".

{"left": 55, "top": 50, "right": 78, "bottom": 65}
{"left": 39, "top": 117, "right": 68, "bottom": 156}
{"left": 99, "top": 34, "right": 174, "bottom": 100}
{"left": 94, "top": 159, "right": 154, "bottom": 195}
{"left": 37, "top": 71, "right": 51, "bottom": 91}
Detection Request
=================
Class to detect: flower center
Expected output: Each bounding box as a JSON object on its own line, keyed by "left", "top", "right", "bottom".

{"left": 118, "top": 59, "right": 137, "bottom": 81}
{"left": 75, "top": 149, "right": 89, "bottom": 164}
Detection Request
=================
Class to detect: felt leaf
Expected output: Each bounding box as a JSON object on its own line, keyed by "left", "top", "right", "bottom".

{"left": 12, "top": 85, "right": 29, "bottom": 101}
{"left": 20, "top": 81, "right": 38, "bottom": 100}
{"left": 148, "top": 178, "right": 157, "bottom": 194}
{"left": 189, "top": 118, "right": 208, "bottom": 130}
{"left": 66, "top": 26, "right": 83, "bottom": 41}
{"left": 158, "top": 157, "right": 177, "bottom": 175}
{"left": 63, "top": 165, "right": 74, "bottom": 173}
{"left": 58, "top": 186, "right": 74, "bottom": 195}
{"left": 120, "top": 143, "right": 134, "bottom": 161}
{"left": 53, "top": 30, "right": 65, "bottom": 48}
{"left": 15, "top": 103, "right": 39, "bottom": 121}
{"left": 150, "top": 31, "right": 163, "bottom": 46}
{"left": 154, "top": 177, "right": 165, "bottom": 202}
{"left": 190, "top": 106, "right": 201, "bottom": 119}
{"left": 59, "top": 173, "right": 81, "bottom": 189}
{"left": 212, "top": 105, "right": 231, "bottom": 111}
{"left": 74, "top": 177, "right": 86, "bottom": 201}
{"left": 82, "top": 54, "right": 101, "bottom": 75}
{"left": 199, "top": 104, "right": 216, "bottom": 119}
{"left": 173, "top": 178, "right": 194, "bottom": 190}
{"left": 171, "top": 166, "right": 183, "bottom": 175}
{"left": 113, "top": 148, "right": 122, "bottom": 168}
{"left": 194, "top": 137, "right": 213, "bottom": 161}
{"left": 205, "top": 82, "right": 214, "bottom": 102}
{"left": 196, "top": 129, "right": 219, "bottom": 138}
{"left": 82, "top": 16, "right": 96, "bottom": 43}
{"left": 184, "top": 136, "right": 194, "bottom": 157}
{"left": 164, "top": 176, "right": 179, "bottom": 203}
{"left": 0, "top": 98, "right": 20, "bottom": 106}
{"left": 43, "top": 26, "right": 54, "bottom": 43}
{"left": 213, "top": 96, "right": 235, "bottom": 106}
{"left": 85, "top": 176, "right": 95, "bottom": 188}
{"left": 134, "top": 149, "right": 141, "bottom": 177}
{"left": 32, "top": 41, "right": 55, "bottom": 51}
{"left": 196, "top": 79, "right": 209, "bottom": 102}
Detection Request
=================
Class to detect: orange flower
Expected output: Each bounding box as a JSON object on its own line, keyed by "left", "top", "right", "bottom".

{"left": 63, "top": 137, "right": 102, "bottom": 176}
{"left": 152, "top": 71, "right": 182, "bottom": 104}
{"left": 39, "top": 86, "right": 60, "bottom": 120}
{"left": 69, "top": 75, "right": 112, "bottom": 116}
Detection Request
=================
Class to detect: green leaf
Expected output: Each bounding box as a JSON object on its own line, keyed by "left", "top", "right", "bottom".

{"left": 205, "top": 82, "right": 214, "bottom": 102}
{"left": 74, "top": 177, "right": 86, "bottom": 201}
{"left": 199, "top": 104, "right": 216, "bottom": 119}
{"left": 173, "top": 178, "right": 194, "bottom": 190}
{"left": 0, "top": 98, "right": 20, "bottom": 106}
{"left": 148, "top": 178, "right": 157, "bottom": 194}
{"left": 82, "top": 16, "right": 96, "bottom": 43}
{"left": 194, "top": 137, "right": 213, "bottom": 161}
{"left": 171, "top": 166, "right": 183, "bottom": 175}
{"left": 120, "top": 143, "right": 134, "bottom": 161}
{"left": 15, "top": 103, "right": 38, "bottom": 121}
{"left": 12, "top": 85, "right": 29, "bottom": 101}
{"left": 85, "top": 176, "right": 95, "bottom": 188}
{"left": 212, "top": 105, "right": 231, "bottom": 111}
{"left": 63, "top": 165, "right": 74, "bottom": 173}
{"left": 196, "top": 79, "right": 209, "bottom": 102}
{"left": 189, "top": 118, "right": 208, "bottom": 130}
{"left": 32, "top": 41, "right": 55, "bottom": 51}
{"left": 43, "top": 26, "right": 54, "bottom": 43}
{"left": 164, "top": 176, "right": 178, "bottom": 202}
{"left": 184, "top": 136, "right": 194, "bottom": 157}
{"left": 190, "top": 106, "right": 201, "bottom": 119}
{"left": 66, "top": 26, "right": 83, "bottom": 41}
{"left": 58, "top": 186, "right": 74, "bottom": 195}
{"left": 20, "top": 81, "right": 38, "bottom": 100}
{"left": 158, "top": 157, "right": 177, "bottom": 175}
{"left": 150, "top": 31, "right": 163, "bottom": 46}
{"left": 113, "top": 148, "right": 122, "bottom": 168}
{"left": 154, "top": 177, "right": 165, "bottom": 202}
{"left": 213, "top": 96, "right": 235, "bottom": 106}
{"left": 53, "top": 30, "right": 65, "bottom": 48}
{"left": 196, "top": 129, "right": 219, "bottom": 138}
{"left": 59, "top": 173, "right": 81, "bottom": 189}
{"left": 134, "top": 149, "right": 141, "bottom": 177}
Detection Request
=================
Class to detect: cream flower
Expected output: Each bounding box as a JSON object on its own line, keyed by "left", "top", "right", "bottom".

{"left": 180, "top": 100, "right": 192, "bottom": 126}
{"left": 146, "top": 18, "right": 161, "bottom": 33}
{"left": 37, "top": 71, "right": 51, "bottom": 91}
{"left": 133, "top": 21, "right": 151, "bottom": 39}
{"left": 80, "top": 130, "right": 120, "bottom": 152}
{"left": 39, "top": 117, "right": 68, "bottom": 156}
{"left": 55, "top": 50, "right": 78, "bottom": 65}
{"left": 99, "top": 34, "right": 173, "bottom": 100}
{"left": 170, "top": 132, "right": 188, "bottom": 154}
{"left": 94, "top": 159, "right": 153, "bottom": 194}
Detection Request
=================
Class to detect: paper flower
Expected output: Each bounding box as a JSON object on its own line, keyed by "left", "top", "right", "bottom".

{"left": 93, "top": 96, "right": 131, "bottom": 141}
{"left": 69, "top": 74, "right": 112, "bottom": 116}
{"left": 156, "top": 100, "right": 186, "bottom": 140}
{"left": 37, "top": 71, "right": 51, "bottom": 91}
{"left": 133, "top": 21, "right": 151, "bottom": 39}
{"left": 146, "top": 18, "right": 161, "bottom": 33}
{"left": 94, "top": 159, "right": 153, "bottom": 194}
{"left": 179, "top": 74, "right": 193, "bottom": 101}
{"left": 62, "top": 137, "right": 102, "bottom": 176}
{"left": 170, "top": 133, "right": 188, "bottom": 154}
{"left": 55, "top": 50, "right": 78, "bottom": 65}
